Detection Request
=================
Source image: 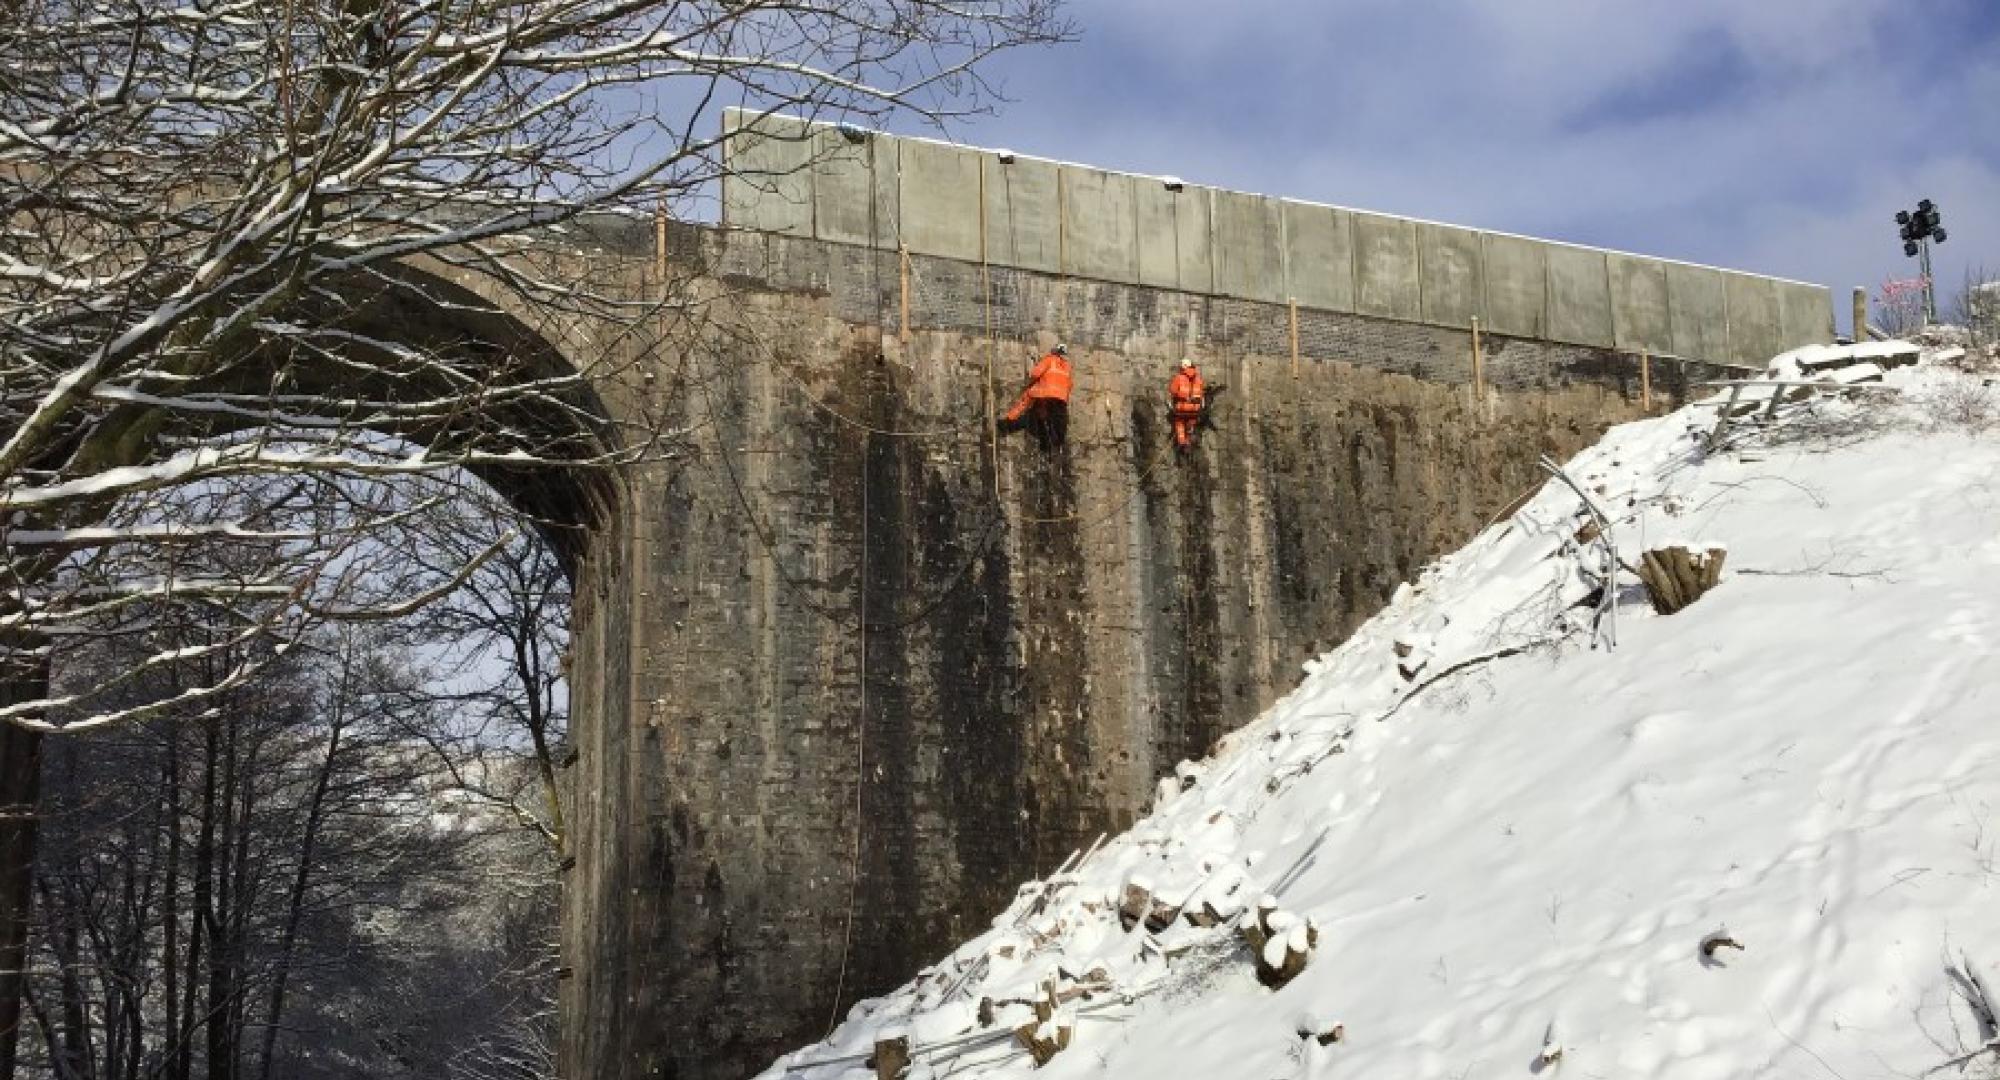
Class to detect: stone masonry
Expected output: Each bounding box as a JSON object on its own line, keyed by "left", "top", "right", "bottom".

{"left": 549, "top": 219, "right": 1773, "bottom": 1080}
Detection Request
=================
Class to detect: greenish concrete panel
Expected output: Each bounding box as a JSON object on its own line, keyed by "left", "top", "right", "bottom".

{"left": 1281, "top": 202, "right": 1354, "bottom": 312}
{"left": 897, "top": 139, "right": 982, "bottom": 261}
{"left": 1665, "top": 263, "right": 1728, "bottom": 362}
{"left": 1175, "top": 189, "right": 1214, "bottom": 294}
{"left": 1353, "top": 212, "right": 1420, "bottom": 320}
{"left": 721, "top": 109, "right": 814, "bottom": 236}
{"left": 811, "top": 127, "right": 895, "bottom": 248}
{"left": 1213, "top": 190, "right": 1285, "bottom": 302}
{"left": 1418, "top": 223, "right": 1483, "bottom": 329}
{"left": 982, "top": 154, "right": 1061, "bottom": 274}
{"left": 1724, "top": 272, "right": 1782, "bottom": 367}
{"left": 1608, "top": 254, "right": 1672, "bottom": 355}
{"left": 1133, "top": 179, "right": 1180, "bottom": 289}
{"left": 1777, "top": 282, "right": 1834, "bottom": 349}
{"left": 1061, "top": 166, "right": 1138, "bottom": 284}
{"left": 1547, "top": 245, "right": 1614, "bottom": 348}
{"left": 1480, "top": 233, "right": 1547, "bottom": 339}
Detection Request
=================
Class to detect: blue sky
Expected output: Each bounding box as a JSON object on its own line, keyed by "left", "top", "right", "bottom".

{"left": 877, "top": 0, "right": 2000, "bottom": 333}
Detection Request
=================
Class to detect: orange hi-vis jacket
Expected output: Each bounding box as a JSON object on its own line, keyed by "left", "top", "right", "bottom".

{"left": 1025, "top": 351, "right": 1074, "bottom": 402}
{"left": 1168, "top": 366, "right": 1205, "bottom": 414}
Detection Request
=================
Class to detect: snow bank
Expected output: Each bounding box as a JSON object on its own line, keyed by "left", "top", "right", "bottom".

{"left": 762, "top": 351, "right": 2000, "bottom": 1080}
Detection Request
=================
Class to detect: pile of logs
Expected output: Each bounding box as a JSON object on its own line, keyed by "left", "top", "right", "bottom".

{"left": 1636, "top": 545, "right": 1727, "bottom": 615}
{"left": 1242, "top": 897, "right": 1318, "bottom": 989}
{"left": 1011, "top": 978, "right": 1074, "bottom": 1067}
{"left": 1118, "top": 876, "right": 1184, "bottom": 933}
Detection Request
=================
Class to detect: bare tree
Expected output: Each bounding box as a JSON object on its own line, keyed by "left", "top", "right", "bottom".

{"left": 1, "top": 0, "right": 1069, "bottom": 1065}
{"left": 1948, "top": 266, "right": 1999, "bottom": 351}
{"left": 383, "top": 485, "right": 572, "bottom": 855}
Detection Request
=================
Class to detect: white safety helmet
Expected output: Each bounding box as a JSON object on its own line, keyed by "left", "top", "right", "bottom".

{"left": 1053, "top": 343, "right": 1068, "bottom": 356}
{"left": 1179, "top": 358, "right": 1194, "bottom": 369}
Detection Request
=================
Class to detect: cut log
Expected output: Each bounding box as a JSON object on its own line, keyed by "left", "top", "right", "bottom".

{"left": 1637, "top": 545, "right": 1727, "bottom": 615}
{"left": 1699, "top": 547, "right": 1727, "bottom": 590}
{"left": 1667, "top": 546, "right": 1705, "bottom": 607}
{"left": 871, "top": 1033, "right": 911, "bottom": 1080}
{"left": 1242, "top": 899, "right": 1317, "bottom": 989}
{"left": 1013, "top": 1018, "right": 1072, "bottom": 1067}
{"left": 1118, "top": 879, "right": 1152, "bottom": 932}
{"left": 1640, "top": 550, "right": 1684, "bottom": 611}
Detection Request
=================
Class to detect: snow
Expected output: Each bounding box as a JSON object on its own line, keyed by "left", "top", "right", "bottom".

{"left": 762, "top": 348, "right": 2000, "bottom": 1080}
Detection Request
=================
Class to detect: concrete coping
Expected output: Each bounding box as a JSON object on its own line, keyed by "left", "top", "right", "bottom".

{"left": 721, "top": 107, "right": 1825, "bottom": 290}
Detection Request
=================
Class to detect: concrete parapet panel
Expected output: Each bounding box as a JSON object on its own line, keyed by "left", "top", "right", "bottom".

{"left": 1665, "top": 263, "right": 1729, "bottom": 362}
{"left": 1547, "top": 245, "right": 1614, "bottom": 348}
{"left": 1723, "top": 272, "right": 1782, "bottom": 367}
{"left": 897, "top": 139, "right": 982, "bottom": 261}
{"left": 983, "top": 155, "right": 1061, "bottom": 274}
{"left": 1418, "top": 223, "right": 1483, "bottom": 329}
{"left": 1134, "top": 179, "right": 1180, "bottom": 289}
{"left": 1061, "top": 167, "right": 1139, "bottom": 284}
{"left": 1608, "top": 254, "right": 1672, "bottom": 355}
{"left": 1777, "top": 282, "right": 1834, "bottom": 349}
{"left": 1176, "top": 189, "right": 1215, "bottom": 294}
{"left": 1282, "top": 202, "right": 1355, "bottom": 312}
{"left": 811, "top": 127, "right": 896, "bottom": 248}
{"left": 1213, "top": 191, "right": 1286, "bottom": 303}
{"left": 1353, "top": 213, "right": 1421, "bottom": 321}
{"left": 1481, "top": 233, "right": 1548, "bottom": 339}
{"left": 722, "top": 110, "right": 814, "bottom": 237}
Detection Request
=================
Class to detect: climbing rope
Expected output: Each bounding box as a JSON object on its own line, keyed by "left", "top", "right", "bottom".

{"left": 824, "top": 431, "right": 870, "bottom": 1037}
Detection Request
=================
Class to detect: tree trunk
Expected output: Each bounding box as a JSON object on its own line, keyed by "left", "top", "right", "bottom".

{"left": 0, "top": 650, "right": 47, "bottom": 1080}
{"left": 256, "top": 709, "right": 343, "bottom": 1080}
{"left": 162, "top": 723, "right": 184, "bottom": 1080}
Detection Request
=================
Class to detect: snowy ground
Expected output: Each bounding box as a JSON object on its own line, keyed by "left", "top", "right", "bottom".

{"left": 763, "top": 350, "right": 2000, "bottom": 1080}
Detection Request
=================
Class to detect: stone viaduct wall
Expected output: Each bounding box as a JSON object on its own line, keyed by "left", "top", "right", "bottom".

{"left": 553, "top": 119, "right": 1838, "bottom": 1080}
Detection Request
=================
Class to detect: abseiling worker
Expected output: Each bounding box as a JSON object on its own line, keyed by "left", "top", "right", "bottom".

{"left": 1003, "top": 342, "right": 1073, "bottom": 450}
{"left": 1168, "top": 357, "right": 1206, "bottom": 454}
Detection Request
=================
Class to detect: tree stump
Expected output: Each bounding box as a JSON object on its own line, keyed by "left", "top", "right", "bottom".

{"left": 1637, "top": 545, "right": 1727, "bottom": 615}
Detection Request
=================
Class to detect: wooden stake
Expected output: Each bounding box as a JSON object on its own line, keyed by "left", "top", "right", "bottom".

{"left": 898, "top": 244, "right": 910, "bottom": 343}
{"left": 1470, "top": 316, "right": 1484, "bottom": 404}
{"left": 1640, "top": 350, "right": 1652, "bottom": 412}
{"left": 653, "top": 204, "right": 668, "bottom": 279}
{"left": 1288, "top": 297, "right": 1300, "bottom": 379}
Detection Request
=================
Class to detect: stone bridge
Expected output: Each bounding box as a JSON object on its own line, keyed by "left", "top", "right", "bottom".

{"left": 411, "top": 111, "right": 1833, "bottom": 1079}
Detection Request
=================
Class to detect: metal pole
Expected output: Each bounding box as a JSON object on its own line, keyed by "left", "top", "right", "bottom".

{"left": 1921, "top": 237, "right": 1937, "bottom": 324}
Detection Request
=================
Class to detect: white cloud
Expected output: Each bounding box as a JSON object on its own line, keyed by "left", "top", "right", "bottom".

{"left": 943, "top": 0, "right": 1999, "bottom": 333}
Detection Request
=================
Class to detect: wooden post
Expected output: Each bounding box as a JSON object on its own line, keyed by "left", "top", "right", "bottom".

{"left": 1704, "top": 384, "right": 1745, "bottom": 453}
{"left": 898, "top": 244, "right": 911, "bottom": 343}
{"left": 1640, "top": 350, "right": 1652, "bottom": 412}
{"left": 1852, "top": 285, "right": 1869, "bottom": 342}
{"left": 653, "top": 206, "right": 667, "bottom": 279}
{"left": 1288, "top": 297, "right": 1300, "bottom": 379}
{"left": 1470, "top": 316, "right": 1484, "bottom": 404}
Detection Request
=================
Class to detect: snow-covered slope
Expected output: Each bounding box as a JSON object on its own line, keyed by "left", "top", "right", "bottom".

{"left": 764, "top": 352, "right": 2000, "bottom": 1080}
